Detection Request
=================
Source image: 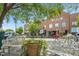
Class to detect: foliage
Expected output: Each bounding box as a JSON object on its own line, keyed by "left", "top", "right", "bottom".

{"left": 5, "top": 29, "right": 14, "bottom": 32}
{"left": 47, "top": 3, "right": 64, "bottom": 18}
{"left": 16, "top": 27, "right": 23, "bottom": 34}
{"left": 21, "top": 39, "right": 47, "bottom": 56}
{"left": 63, "top": 4, "right": 79, "bottom": 13}
{"left": 0, "top": 30, "right": 5, "bottom": 49}
{"left": 0, "top": 3, "right": 64, "bottom": 24}
{"left": 0, "top": 4, "right": 3, "bottom": 13}
{"left": 0, "top": 29, "right": 4, "bottom": 32}
{"left": 60, "top": 32, "right": 64, "bottom": 36}
{"left": 76, "top": 16, "right": 79, "bottom": 27}
{"left": 28, "top": 20, "right": 41, "bottom": 36}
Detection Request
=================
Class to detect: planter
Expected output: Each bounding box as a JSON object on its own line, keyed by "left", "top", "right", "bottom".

{"left": 27, "top": 43, "right": 41, "bottom": 56}
{"left": 22, "top": 40, "right": 47, "bottom": 56}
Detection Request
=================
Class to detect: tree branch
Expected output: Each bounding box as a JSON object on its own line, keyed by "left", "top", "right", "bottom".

{"left": 3, "top": 3, "right": 7, "bottom": 10}
{"left": 12, "top": 5, "right": 21, "bottom": 9}
{"left": 0, "top": 3, "right": 15, "bottom": 24}
{"left": 6, "top": 3, "right": 15, "bottom": 11}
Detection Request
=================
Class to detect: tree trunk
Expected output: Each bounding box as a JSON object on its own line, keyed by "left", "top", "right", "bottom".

{"left": 0, "top": 23, "right": 2, "bottom": 29}
{"left": 15, "top": 23, "right": 17, "bottom": 33}
{"left": 36, "top": 32, "right": 38, "bottom": 37}
{"left": 0, "top": 3, "right": 15, "bottom": 28}
{"left": 0, "top": 10, "right": 7, "bottom": 29}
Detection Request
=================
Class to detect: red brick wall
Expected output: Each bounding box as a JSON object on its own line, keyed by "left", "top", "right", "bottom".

{"left": 41, "top": 12, "right": 78, "bottom": 33}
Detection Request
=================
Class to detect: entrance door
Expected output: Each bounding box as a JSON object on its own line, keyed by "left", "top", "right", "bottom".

{"left": 48, "top": 31, "right": 56, "bottom": 38}
{"left": 64, "top": 30, "right": 68, "bottom": 35}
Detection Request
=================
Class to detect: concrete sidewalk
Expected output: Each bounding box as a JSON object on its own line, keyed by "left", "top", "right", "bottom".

{"left": 47, "top": 49, "right": 73, "bottom": 56}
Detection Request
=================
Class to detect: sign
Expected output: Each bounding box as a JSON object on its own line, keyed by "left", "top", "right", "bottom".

{"left": 71, "top": 27, "right": 77, "bottom": 33}
{"left": 40, "top": 29, "right": 44, "bottom": 34}
{"left": 77, "top": 27, "right": 79, "bottom": 33}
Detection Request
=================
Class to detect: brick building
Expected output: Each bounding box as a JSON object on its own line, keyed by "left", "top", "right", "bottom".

{"left": 41, "top": 12, "right": 78, "bottom": 37}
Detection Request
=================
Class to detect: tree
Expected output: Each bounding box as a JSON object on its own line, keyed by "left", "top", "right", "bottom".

{"left": 28, "top": 20, "right": 41, "bottom": 36}
{"left": 0, "top": 29, "right": 5, "bottom": 49}
{"left": 16, "top": 27, "right": 23, "bottom": 34}
{"left": 0, "top": 3, "right": 64, "bottom": 28}
{"left": 0, "top": 4, "right": 15, "bottom": 28}
{"left": 76, "top": 16, "right": 79, "bottom": 27}
{"left": 0, "top": 3, "right": 64, "bottom": 49}
{"left": 64, "top": 4, "right": 79, "bottom": 14}
{"left": 0, "top": 3, "right": 44, "bottom": 28}
{"left": 66, "top": 4, "right": 79, "bottom": 34}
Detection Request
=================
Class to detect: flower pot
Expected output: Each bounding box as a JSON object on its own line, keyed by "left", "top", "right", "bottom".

{"left": 27, "top": 43, "right": 41, "bottom": 56}
{"left": 22, "top": 40, "right": 47, "bottom": 56}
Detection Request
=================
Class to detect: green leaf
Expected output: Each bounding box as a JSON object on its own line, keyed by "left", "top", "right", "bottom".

{"left": 0, "top": 4, "right": 3, "bottom": 13}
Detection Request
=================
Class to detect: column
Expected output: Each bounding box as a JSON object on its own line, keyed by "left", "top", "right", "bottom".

{"left": 46, "top": 31, "right": 49, "bottom": 38}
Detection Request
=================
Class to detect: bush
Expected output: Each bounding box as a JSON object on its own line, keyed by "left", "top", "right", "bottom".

{"left": 60, "top": 32, "right": 64, "bottom": 36}
{"left": 0, "top": 30, "right": 5, "bottom": 49}
{"left": 16, "top": 27, "right": 23, "bottom": 34}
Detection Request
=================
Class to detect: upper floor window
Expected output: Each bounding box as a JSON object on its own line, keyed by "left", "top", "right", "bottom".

{"left": 55, "top": 23, "right": 59, "bottom": 27}
{"left": 60, "top": 17, "right": 63, "bottom": 20}
{"left": 72, "top": 21, "right": 77, "bottom": 26}
{"left": 44, "top": 25, "right": 46, "bottom": 28}
{"left": 62, "top": 22, "right": 66, "bottom": 27}
{"left": 49, "top": 24, "right": 53, "bottom": 28}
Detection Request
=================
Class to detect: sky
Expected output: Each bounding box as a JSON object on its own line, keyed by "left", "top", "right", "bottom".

{"left": 2, "top": 16, "right": 25, "bottom": 32}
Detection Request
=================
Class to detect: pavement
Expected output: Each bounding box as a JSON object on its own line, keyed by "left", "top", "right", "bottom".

{"left": 47, "top": 49, "right": 73, "bottom": 56}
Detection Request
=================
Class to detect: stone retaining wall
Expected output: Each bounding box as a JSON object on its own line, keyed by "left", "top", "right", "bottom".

{"left": 47, "top": 39, "right": 79, "bottom": 56}
{"left": 1, "top": 36, "right": 79, "bottom": 56}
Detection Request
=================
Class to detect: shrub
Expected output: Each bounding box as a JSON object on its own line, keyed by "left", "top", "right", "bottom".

{"left": 0, "top": 29, "right": 5, "bottom": 49}
{"left": 60, "top": 32, "right": 64, "bottom": 36}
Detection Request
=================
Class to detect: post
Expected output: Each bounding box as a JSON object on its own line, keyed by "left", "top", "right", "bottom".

{"left": 8, "top": 46, "right": 11, "bottom": 56}
{"left": 69, "top": 14, "right": 71, "bottom": 33}
{"left": 46, "top": 31, "right": 48, "bottom": 38}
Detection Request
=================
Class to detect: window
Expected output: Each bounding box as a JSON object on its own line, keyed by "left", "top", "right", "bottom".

{"left": 55, "top": 23, "right": 59, "bottom": 27}
{"left": 60, "top": 17, "right": 63, "bottom": 20}
{"left": 72, "top": 21, "right": 77, "bottom": 25}
{"left": 49, "top": 24, "right": 53, "bottom": 28}
{"left": 62, "top": 22, "right": 66, "bottom": 27}
{"left": 44, "top": 25, "right": 46, "bottom": 28}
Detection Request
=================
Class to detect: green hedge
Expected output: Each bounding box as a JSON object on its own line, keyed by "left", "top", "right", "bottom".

{"left": 0, "top": 30, "right": 5, "bottom": 49}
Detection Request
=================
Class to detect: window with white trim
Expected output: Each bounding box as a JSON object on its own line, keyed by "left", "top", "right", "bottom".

{"left": 60, "top": 17, "right": 63, "bottom": 20}
{"left": 44, "top": 25, "right": 46, "bottom": 28}
{"left": 55, "top": 23, "right": 59, "bottom": 27}
{"left": 49, "top": 24, "right": 53, "bottom": 28}
{"left": 62, "top": 22, "right": 66, "bottom": 27}
{"left": 72, "top": 21, "right": 77, "bottom": 25}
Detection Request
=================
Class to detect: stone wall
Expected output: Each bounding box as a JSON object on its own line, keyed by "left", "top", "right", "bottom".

{"left": 47, "top": 38, "right": 79, "bottom": 56}
{"left": 1, "top": 36, "right": 79, "bottom": 56}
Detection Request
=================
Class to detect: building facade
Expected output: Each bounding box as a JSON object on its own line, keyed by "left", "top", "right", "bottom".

{"left": 41, "top": 12, "right": 78, "bottom": 37}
